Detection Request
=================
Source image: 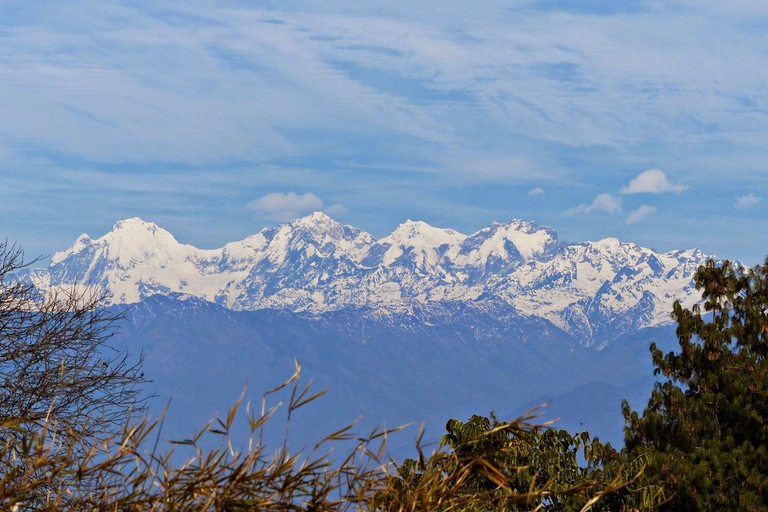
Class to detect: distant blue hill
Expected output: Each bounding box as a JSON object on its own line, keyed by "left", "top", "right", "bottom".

{"left": 109, "top": 294, "right": 675, "bottom": 460}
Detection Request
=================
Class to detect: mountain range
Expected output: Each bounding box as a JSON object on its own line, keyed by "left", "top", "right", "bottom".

{"left": 33, "top": 213, "right": 710, "bottom": 347}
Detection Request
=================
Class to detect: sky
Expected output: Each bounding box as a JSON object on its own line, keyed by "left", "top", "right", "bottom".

{"left": 1, "top": 1, "right": 766, "bottom": 266}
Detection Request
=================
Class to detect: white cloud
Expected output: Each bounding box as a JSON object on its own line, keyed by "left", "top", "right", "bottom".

{"left": 564, "top": 193, "right": 622, "bottom": 216}
{"left": 324, "top": 203, "right": 349, "bottom": 217}
{"left": 528, "top": 187, "right": 545, "bottom": 196}
{"left": 735, "top": 192, "right": 762, "bottom": 209}
{"left": 620, "top": 169, "right": 687, "bottom": 194}
{"left": 625, "top": 205, "right": 657, "bottom": 224}
{"left": 248, "top": 192, "right": 324, "bottom": 222}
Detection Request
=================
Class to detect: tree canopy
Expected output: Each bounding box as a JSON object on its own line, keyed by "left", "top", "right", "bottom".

{"left": 623, "top": 258, "right": 768, "bottom": 511}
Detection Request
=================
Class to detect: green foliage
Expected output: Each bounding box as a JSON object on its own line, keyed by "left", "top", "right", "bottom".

{"left": 623, "top": 258, "right": 768, "bottom": 511}
{"left": 377, "top": 412, "right": 664, "bottom": 512}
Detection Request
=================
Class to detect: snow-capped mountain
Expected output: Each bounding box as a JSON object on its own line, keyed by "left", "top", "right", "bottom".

{"left": 36, "top": 213, "right": 712, "bottom": 346}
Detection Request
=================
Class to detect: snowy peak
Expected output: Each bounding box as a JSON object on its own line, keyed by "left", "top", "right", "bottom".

{"left": 288, "top": 211, "right": 338, "bottom": 230}
{"left": 498, "top": 219, "right": 558, "bottom": 259}
{"left": 374, "top": 220, "right": 466, "bottom": 269}
{"left": 113, "top": 217, "right": 162, "bottom": 233}
{"left": 47, "top": 218, "right": 219, "bottom": 304}
{"left": 52, "top": 218, "right": 184, "bottom": 266}
{"left": 100, "top": 218, "right": 188, "bottom": 265}
{"left": 384, "top": 220, "right": 466, "bottom": 245}
{"left": 109, "top": 217, "right": 173, "bottom": 243}
{"left": 265, "top": 212, "right": 375, "bottom": 266}
{"left": 458, "top": 219, "right": 557, "bottom": 269}
{"left": 380, "top": 220, "right": 467, "bottom": 255}
{"left": 51, "top": 233, "right": 92, "bottom": 265}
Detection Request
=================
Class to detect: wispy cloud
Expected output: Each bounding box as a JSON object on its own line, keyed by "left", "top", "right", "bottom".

{"left": 2, "top": 2, "right": 767, "bottom": 179}
{"left": 247, "top": 192, "right": 349, "bottom": 222}
{"left": 564, "top": 193, "right": 622, "bottom": 216}
{"left": 325, "top": 203, "right": 349, "bottom": 217}
{"left": 625, "top": 205, "right": 657, "bottom": 224}
{"left": 735, "top": 193, "right": 762, "bottom": 209}
{"left": 620, "top": 169, "right": 687, "bottom": 194}
{"left": 248, "top": 192, "right": 324, "bottom": 222}
{"left": 528, "top": 187, "right": 545, "bottom": 196}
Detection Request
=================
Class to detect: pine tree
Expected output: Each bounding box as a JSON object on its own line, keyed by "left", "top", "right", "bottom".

{"left": 623, "top": 258, "right": 768, "bottom": 511}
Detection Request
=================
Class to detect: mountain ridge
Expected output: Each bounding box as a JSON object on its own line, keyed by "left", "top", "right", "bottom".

{"left": 34, "top": 213, "right": 713, "bottom": 346}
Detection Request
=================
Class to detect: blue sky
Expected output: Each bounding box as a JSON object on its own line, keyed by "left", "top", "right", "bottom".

{"left": 1, "top": 1, "right": 766, "bottom": 265}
